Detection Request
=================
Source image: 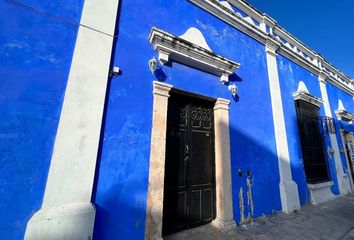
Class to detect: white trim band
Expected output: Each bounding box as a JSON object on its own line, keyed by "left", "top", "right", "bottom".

{"left": 188, "top": 0, "right": 354, "bottom": 95}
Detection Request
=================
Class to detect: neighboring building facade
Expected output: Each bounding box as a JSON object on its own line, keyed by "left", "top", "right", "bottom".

{"left": 1, "top": 0, "right": 354, "bottom": 239}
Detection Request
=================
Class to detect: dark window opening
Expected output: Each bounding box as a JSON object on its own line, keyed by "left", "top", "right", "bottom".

{"left": 295, "top": 100, "right": 330, "bottom": 184}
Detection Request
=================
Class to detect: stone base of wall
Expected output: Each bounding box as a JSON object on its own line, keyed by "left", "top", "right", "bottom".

{"left": 307, "top": 181, "right": 335, "bottom": 205}
{"left": 25, "top": 203, "right": 95, "bottom": 240}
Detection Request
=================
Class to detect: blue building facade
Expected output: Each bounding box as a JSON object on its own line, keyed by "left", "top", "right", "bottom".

{"left": 1, "top": 0, "right": 353, "bottom": 239}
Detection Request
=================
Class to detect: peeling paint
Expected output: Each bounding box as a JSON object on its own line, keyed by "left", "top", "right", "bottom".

{"left": 246, "top": 177, "right": 254, "bottom": 217}
{"left": 239, "top": 187, "right": 245, "bottom": 224}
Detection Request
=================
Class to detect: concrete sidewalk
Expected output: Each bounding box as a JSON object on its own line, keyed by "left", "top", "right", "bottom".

{"left": 165, "top": 194, "right": 354, "bottom": 240}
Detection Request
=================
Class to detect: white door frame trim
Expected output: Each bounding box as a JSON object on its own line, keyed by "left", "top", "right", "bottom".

{"left": 145, "top": 81, "right": 236, "bottom": 240}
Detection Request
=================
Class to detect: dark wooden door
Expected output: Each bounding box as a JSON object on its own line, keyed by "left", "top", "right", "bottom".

{"left": 162, "top": 92, "right": 215, "bottom": 235}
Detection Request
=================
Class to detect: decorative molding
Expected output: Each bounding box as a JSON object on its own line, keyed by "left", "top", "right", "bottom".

{"left": 292, "top": 92, "right": 323, "bottom": 107}
{"left": 336, "top": 110, "right": 354, "bottom": 122}
{"left": 265, "top": 37, "right": 280, "bottom": 56}
{"left": 335, "top": 99, "right": 354, "bottom": 122}
{"left": 292, "top": 81, "right": 323, "bottom": 107}
{"left": 152, "top": 81, "right": 173, "bottom": 97}
{"left": 179, "top": 27, "right": 211, "bottom": 51}
{"left": 188, "top": 0, "right": 268, "bottom": 44}
{"left": 149, "top": 27, "right": 240, "bottom": 83}
{"left": 188, "top": 0, "right": 354, "bottom": 96}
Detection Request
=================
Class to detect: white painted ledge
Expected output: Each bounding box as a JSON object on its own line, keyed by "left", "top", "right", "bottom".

{"left": 307, "top": 181, "right": 335, "bottom": 205}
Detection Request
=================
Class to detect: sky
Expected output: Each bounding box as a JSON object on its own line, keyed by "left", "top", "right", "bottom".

{"left": 246, "top": 0, "right": 354, "bottom": 79}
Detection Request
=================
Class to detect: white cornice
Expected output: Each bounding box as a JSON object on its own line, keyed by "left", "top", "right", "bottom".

{"left": 335, "top": 100, "right": 354, "bottom": 122}
{"left": 336, "top": 110, "right": 354, "bottom": 122}
{"left": 189, "top": 0, "right": 268, "bottom": 44}
{"left": 149, "top": 27, "right": 240, "bottom": 83}
{"left": 188, "top": 0, "right": 354, "bottom": 96}
{"left": 292, "top": 91, "right": 323, "bottom": 107}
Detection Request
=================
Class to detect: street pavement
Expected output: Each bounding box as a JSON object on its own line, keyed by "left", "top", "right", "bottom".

{"left": 165, "top": 194, "right": 354, "bottom": 240}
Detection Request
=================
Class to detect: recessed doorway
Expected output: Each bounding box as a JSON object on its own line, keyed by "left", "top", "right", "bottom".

{"left": 162, "top": 90, "right": 216, "bottom": 236}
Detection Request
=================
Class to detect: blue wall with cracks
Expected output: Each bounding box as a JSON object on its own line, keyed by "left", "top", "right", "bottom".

{"left": 92, "top": 0, "right": 281, "bottom": 239}
{"left": 0, "top": 0, "right": 83, "bottom": 238}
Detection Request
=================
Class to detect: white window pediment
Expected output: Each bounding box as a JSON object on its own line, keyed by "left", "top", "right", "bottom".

{"left": 149, "top": 27, "right": 240, "bottom": 83}
{"left": 292, "top": 81, "right": 323, "bottom": 107}
{"left": 335, "top": 100, "right": 354, "bottom": 122}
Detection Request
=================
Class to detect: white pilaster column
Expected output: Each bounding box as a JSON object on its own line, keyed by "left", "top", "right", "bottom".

{"left": 318, "top": 73, "right": 350, "bottom": 195}
{"left": 25, "top": 1, "right": 119, "bottom": 239}
{"left": 212, "top": 98, "right": 237, "bottom": 232}
{"left": 265, "top": 39, "right": 301, "bottom": 213}
{"left": 145, "top": 81, "right": 172, "bottom": 240}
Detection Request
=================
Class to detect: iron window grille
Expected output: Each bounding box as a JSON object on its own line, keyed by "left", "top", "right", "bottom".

{"left": 295, "top": 100, "right": 331, "bottom": 184}
{"left": 317, "top": 116, "right": 336, "bottom": 135}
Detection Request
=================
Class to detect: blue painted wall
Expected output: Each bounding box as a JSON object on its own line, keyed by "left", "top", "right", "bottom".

{"left": 0, "top": 0, "right": 83, "bottom": 238}
{"left": 277, "top": 55, "right": 342, "bottom": 205}
{"left": 93, "top": 0, "right": 281, "bottom": 239}
{"left": 327, "top": 83, "right": 354, "bottom": 177}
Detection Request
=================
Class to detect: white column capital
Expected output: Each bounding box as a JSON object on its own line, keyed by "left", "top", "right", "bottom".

{"left": 214, "top": 98, "right": 230, "bottom": 111}
{"left": 318, "top": 71, "right": 329, "bottom": 83}
{"left": 265, "top": 37, "right": 281, "bottom": 56}
{"left": 153, "top": 81, "right": 173, "bottom": 97}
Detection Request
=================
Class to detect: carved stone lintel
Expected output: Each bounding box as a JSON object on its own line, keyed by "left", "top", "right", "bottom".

{"left": 318, "top": 71, "right": 330, "bottom": 82}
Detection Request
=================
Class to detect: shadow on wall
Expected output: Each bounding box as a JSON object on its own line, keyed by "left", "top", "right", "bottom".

{"left": 92, "top": 99, "right": 312, "bottom": 239}
{"left": 229, "top": 120, "right": 281, "bottom": 223}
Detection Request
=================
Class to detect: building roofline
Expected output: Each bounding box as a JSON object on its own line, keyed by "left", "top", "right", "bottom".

{"left": 188, "top": 0, "right": 354, "bottom": 95}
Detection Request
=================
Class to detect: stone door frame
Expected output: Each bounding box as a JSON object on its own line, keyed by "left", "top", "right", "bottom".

{"left": 144, "top": 81, "right": 236, "bottom": 239}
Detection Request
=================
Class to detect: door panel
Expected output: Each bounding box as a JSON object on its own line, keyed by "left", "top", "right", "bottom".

{"left": 162, "top": 92, "right": 215, "bottom": 235}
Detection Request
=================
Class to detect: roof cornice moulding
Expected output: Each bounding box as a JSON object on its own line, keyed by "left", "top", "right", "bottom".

{"left": 188, "top": 0, "right": 354, "bottom": 96}
{"left": 336, "top": 110, "right": 354, "bottom": 122}
{"left": 149, "top": 27, "right": 240, "bottom": 83}
{"left": 188, "top": 0, "right": 268, "bottom": 44}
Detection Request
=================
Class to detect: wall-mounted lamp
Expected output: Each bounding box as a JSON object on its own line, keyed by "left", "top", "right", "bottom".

{"left": 228, "top": 84, "right": 238, "bottom": 97}
{"left": 148, "top": 57, "right": 158, "bottom": 74}
{"left": 109, "top": 66, "right": 120, "bottom": 77}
